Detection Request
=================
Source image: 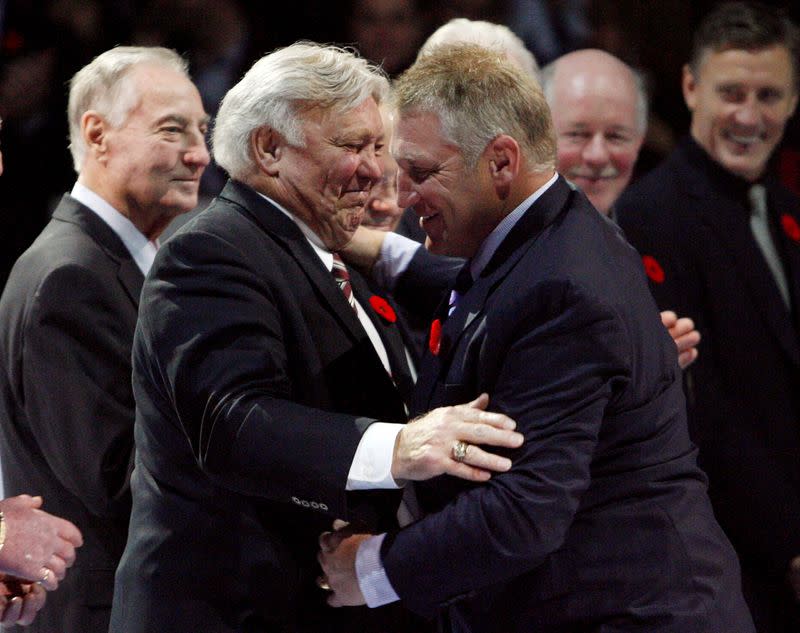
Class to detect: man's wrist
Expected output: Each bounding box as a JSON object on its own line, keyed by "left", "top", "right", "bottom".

{"left": 355, "top": 533, "right": 400, "bottom": 607}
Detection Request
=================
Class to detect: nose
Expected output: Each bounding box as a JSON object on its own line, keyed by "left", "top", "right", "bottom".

{"left": 581, "top": 133, "right": 610, "bottom": 167}
{"left": 184, "top": 134, "right": 211, "bottom": 169}
{"left": 733, "top": 97, "right": 760, "bottom": 128}
{"left": 358, "top": 146, "right": 383, "bottom": 184}
{"left": 396, "top": 170, "right": 419, "bottom": 209}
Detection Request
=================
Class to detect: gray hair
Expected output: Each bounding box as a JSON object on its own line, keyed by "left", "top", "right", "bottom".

{"left": 68, "top": 46, "right": 189, "bottom": 172}
{"left": 419, "top": 18, "right": 539, "bottom": 80}
{"left": 394, "top": 44, "right": 556, "bottom": 171}
{"left": 540, "top": 55, "right": 649, "bottom": 134}
{"left": 213, "top": 42, "right": 390, "bottom": 181}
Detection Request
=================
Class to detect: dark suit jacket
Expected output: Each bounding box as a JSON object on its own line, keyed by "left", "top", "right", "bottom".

{"left": 0, "top": 195, "right": 140, "bottom": 633}
{"left": 109, "top": 180, "right": 416, "bottom": 633}
{"left": 616, "top": 137, "right": 800, "bottom": 632}
{"left": 381, "top": 176, "right": 754, "bottom": 632}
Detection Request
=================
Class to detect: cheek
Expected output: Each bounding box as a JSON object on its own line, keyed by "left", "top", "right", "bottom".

{"left": 557, "top": 146, "right": 583, "bottom": 172}
{"left": 611, "top": 149, "right": 637, "bottom": 176}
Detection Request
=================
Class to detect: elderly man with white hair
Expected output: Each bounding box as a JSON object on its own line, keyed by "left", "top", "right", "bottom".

{"left": 0, "top": 45, "right": 209, "bottom": 633}
{"left": 109, "top": 42, "right": 523, "bottom": 633}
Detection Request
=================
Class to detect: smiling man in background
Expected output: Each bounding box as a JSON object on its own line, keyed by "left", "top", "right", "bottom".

{"left": 616, "top": 3, "right": 800, "bottom": 630}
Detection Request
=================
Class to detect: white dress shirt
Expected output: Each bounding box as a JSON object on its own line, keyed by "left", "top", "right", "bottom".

{"left": 71, "top": 182, "right": 159, "bottom": 275}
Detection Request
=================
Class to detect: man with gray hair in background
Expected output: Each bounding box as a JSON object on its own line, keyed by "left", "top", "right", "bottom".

{"left": 109, "top": 42, "right": 522, "bottom": 633}
{"left": 0, "top": 46, "right": 210, "bottom": 633}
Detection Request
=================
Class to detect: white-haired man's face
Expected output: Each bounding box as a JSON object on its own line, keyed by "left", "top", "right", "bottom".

{"left": 551, "top": 65, "right": 644, "bottom": 215}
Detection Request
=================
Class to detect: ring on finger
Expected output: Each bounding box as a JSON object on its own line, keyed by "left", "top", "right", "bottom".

{"left": 451, "top": 440, "right": 469, "bottom": 463}
{"left": 37, "top": 569, "right": 50, "bottom": 586}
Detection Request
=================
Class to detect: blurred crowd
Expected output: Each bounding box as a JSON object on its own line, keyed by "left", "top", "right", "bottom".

{"left": 1, "top": 0, "right": 799, "bottom": 289}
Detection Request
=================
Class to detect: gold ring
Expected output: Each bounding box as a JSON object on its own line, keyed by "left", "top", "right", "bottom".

{"left": 452, "top": 440, "right": 469, "bottom": 463}
{"left": 316, "top": 576, "right": 332, "bottom": 592}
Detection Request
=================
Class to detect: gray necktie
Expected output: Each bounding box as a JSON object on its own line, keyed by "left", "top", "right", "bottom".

{"left": 749, "top": 184, "right": 791, "bottom": 310}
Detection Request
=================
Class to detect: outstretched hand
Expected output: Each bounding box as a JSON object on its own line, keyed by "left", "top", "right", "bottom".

{"left": 391, "top": 393, "right": 524, "bottom": 483}
{"left": 0, "top": 495, "right": 83, "bottom": 589}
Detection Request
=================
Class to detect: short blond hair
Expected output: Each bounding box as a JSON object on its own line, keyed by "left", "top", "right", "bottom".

{"left": 394, "top": 44, "right": 555, "bottom": 171}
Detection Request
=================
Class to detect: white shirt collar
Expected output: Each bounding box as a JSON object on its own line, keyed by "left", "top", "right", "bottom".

{"left": 71, "top": 181, "right": 159, "bottom": 275}
{"left": 469, "top": 171, "right": 558, "bottom": 279}
{"left": 256, "top": 192, "right": 334, "bottom": 271}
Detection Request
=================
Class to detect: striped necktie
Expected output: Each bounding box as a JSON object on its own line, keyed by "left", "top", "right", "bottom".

{"left": 332, "top": 253, "right": 357, "bottom": 313}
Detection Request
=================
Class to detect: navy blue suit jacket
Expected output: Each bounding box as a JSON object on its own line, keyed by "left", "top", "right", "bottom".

{"left": 382, "top": 176, "right": 754, "bottom": 632}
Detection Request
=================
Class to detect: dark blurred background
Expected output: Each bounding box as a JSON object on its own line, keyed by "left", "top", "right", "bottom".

{"left": 1, "top": 0, "right": 799, "bottom": 289}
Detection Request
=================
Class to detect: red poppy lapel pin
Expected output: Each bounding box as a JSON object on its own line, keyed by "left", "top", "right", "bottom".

{"left": 642, "top": 255, "right": 665, "bottom": 284}
{"left": 429, "top": 319, "right": 442, "bottom": 356}
{"left": 781, "top": 214, "right": 800, "bottom": 243}
{"left": 368, "top": 295, "right": 397, "bottom": 323}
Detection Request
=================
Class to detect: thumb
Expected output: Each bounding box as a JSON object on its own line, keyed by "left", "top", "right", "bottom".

{"left": 466, "top": 393, "right": 490, "bottom": 410}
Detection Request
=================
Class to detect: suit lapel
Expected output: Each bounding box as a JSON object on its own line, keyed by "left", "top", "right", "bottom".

{"left": 218, "top": 181, "right": 366, "bottom": 342}
{"left": 350, "top": 272, "right": 416, "bottom": 403}
{"left": 414, "top": 177, "right": 573, "bottom": 412}
{"left": 677, "top": 150, "right": 800, "bottom": 367}
{"left": 52, "top": 195, "right": 144, "bottom": 308}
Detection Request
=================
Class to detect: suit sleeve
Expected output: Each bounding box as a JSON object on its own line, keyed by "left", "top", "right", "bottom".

{"left": 380, "top": 282, "right": 629, "bottom": 614}
{"left": 618, "top": 210, "right": 800, "bottom": 580}
{"left": 392, "top": 247, "right": 462, "bottom": 319}
{"left": 135, "top": 230, "right": 376, "bottom": 519}
{"left": 23, "top": 264, "right": 134, "bottom": 518}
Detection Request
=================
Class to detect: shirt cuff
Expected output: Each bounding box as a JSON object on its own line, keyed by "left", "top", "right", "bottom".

{"left": 373, "top": 233, "right": 421, "bottom": 291}
{"left": 346, "top": 423, "right": 404, "bottom": 490}
{"left": 356, "top": 533, "right": 400, "bottom": 607}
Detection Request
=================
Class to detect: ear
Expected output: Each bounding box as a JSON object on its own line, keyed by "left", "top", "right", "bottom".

{"left": 82, "top": 111, "right": 109, "bottom": 163}
{"left": 485, "top": 134, "right": 520, "bottom": 199}
{"left": 682, "top": 64, "right": 698, "bottom": 112}
{"left": 251, "top": 126, "right": 283, "bottom": 176}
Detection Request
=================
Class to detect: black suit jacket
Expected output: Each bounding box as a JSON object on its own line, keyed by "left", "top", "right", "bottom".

{"left": 0, "top": 195, "right": 140, "bottom": 633}
{"left": 109, "top": 180, "right": 415, "bottom": 633}
{"left": 381, "top": 177, "right": 754, "bottom": 632}
{"left": 616, "top": 137, "right": 800, "bottom": 631}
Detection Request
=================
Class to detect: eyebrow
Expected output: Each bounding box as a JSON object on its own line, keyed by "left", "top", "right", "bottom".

{"left": 156, "top": 113, "right": 211, "bottom": 127}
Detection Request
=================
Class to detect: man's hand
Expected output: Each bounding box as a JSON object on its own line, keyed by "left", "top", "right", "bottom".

{"left": 318, "top": 530, "right": 371, "bottom": 607}
{"left": 660, "top": 310, "right": 700, "bottom": 369}
{"left": 0, "top": 576, "right": 47, "bottom": 626}
{"left": 0, "top": 495, "right": 83, "bottom": 588}
{"left": 340, "top": 226, "right": 387, "bottom": 272}
{"left": 391, "top": 393, "right": 524, "bottom": 483}
{"left": 788, "top": 555, "right": 800, "bottom": 601}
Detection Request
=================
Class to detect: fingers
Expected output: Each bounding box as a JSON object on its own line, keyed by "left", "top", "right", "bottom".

{"left": 55, "top": 517, "right": 83, "bottom": 548}
{"left": 1, "top": 596, "right": 22, "bottom": 624}
{"left": 36, "top": 568, "right": 57, "bottom": 592}
{"left": 465, "top": 392, "right": 490, "bottom": 411}
{"left": 319, "top": 530, "right": 351, "bottom": 554}
{"left": 660, "top": 310, "right": 677, "bottom": 328}
{"left": 678, "top": 348, "right": 699, "bottom": 370}
{"left": 456, "top": 415, "right": 523, "bottom": 449}
{"left": 17, "top": 584, "right": 45, "bottom": 626}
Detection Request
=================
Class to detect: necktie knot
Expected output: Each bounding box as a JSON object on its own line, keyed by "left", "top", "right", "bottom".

{"left": 448, "top": 264, "right": 474, "bottom": 316}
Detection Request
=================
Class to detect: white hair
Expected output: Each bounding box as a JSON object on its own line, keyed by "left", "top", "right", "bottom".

{"left": 418, "top": 18, "right": 539, "bottom": 80}
{"left": 540, "top": 55, "right": 649, "bottom": 134}
{"left": 212, "top": 42, "right": 390, "bottom": 181}
{"left": 68, "top": 46, "right": 189, "bottom": 173}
